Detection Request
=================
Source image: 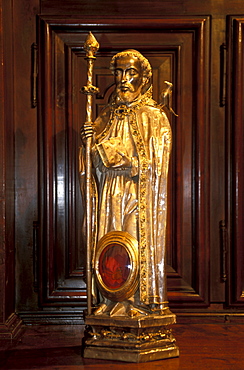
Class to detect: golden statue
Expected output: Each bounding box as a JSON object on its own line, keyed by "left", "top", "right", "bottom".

{"left": 80, "top": 33, "right": 179, "bottom": 362}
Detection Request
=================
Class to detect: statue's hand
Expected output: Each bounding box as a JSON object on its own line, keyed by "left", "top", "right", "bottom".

{"left": 80, "top": 122, "right": 94, "bottom": 143}
{"left": 112, "top": 151, "right": 131, "bottom": 169}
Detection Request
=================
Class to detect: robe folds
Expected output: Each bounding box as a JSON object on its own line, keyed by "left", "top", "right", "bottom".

{"left": 80, "top": 90, "right": 172, "bottom": 306}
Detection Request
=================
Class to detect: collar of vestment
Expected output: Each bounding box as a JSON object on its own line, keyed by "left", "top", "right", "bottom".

{"left": 111, "top": 85, "right": 156, "bottom": 118}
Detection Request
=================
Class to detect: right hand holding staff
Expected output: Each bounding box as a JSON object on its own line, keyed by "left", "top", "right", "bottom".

{"left": 80, "top": 122, "right": 94, "bottom": 143}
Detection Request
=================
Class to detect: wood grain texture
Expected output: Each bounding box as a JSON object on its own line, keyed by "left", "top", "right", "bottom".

{"left": 1, "top": 323, "right": 244, "bottom": 369}
{"left": 0, "top": 0, "right": 15, "bottom": 327}
{"left": 226, "top": 17, "right": 244, "bottom": 307}
{"left": 40, "top": 0, "right": 244, "bottom": 16}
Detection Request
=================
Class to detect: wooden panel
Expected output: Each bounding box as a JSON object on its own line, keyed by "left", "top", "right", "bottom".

{"left": 38, "top": 16, "right": 210, "bottom": 308}
{"left": 0, "top": 0, "right": 24, "bottom": 339}
{"left": 226, "top": 16, "right": 244, "bottom": 307}
{"left": 40, "top": 0, "right": 244, "bottom": 16}
{"left": 13, "top": 0, "right": 41, "bottom": 315}
{"left": 0, "top": 0, "right": 15, "bottom": 321}
{"left": 37, "top": 20, "right": 86, "bottom": 306}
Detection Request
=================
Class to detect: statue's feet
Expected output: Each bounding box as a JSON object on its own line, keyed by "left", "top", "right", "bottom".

{"left": 93, "top": 301, "right": 126, "bottom": 316}
{"left": 109, "top": 302, "right": 126, "bottom": 316}
{"left": 92, "top": 301, "right": 172, "bottom": 318}
{"left": 126, "top": 303, "right": 149, "bottom": 317}
{"left": 150, "top": 305, "right": 172, "bottom": 316}
{"left": 92, "top": 303, "right": 108, "bottom": 316}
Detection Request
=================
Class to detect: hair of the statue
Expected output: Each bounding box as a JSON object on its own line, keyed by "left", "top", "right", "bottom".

{"left": 110, "top": 49, "right": 152, "bottom": 80}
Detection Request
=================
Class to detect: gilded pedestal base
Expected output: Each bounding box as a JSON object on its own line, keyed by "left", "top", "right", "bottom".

{"left": 82, "top": 312, "right": 179, "bottom": 363}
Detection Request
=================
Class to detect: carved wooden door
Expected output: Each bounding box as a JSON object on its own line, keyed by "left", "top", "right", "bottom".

{"left": 37, "top": 16, "right": 210, "bottom": 311}
{"left": 226, "top": 16, "right": 244, "bottom": 307}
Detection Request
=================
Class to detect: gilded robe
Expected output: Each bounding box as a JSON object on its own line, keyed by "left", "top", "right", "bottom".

{"left": 80, "top": 89, "right": 172, "bottom": 306}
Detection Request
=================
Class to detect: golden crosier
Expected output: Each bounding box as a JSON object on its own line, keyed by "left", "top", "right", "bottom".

{"left": 81, "top": 32, "right": 99, "bottom": 316}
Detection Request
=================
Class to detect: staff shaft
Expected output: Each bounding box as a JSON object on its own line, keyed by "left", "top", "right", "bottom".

{"left": 85, "top": 137, "right": 92, "bottom": 315}
{"left": 86, "top": 59, "right": 93, "bottom": 122}
{"left": 82, "top": 32, "right": 99, "bottom": 316}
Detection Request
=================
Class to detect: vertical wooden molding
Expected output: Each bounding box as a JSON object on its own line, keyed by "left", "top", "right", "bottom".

{"left": 219, "top": 43, "right": 226, "bottom": 107}
{"left": 31, "top": 42, "right": 38, "bottom": 108}
{"left": 0, "top": 0, "right": 23, "bottom": 338}
{"left": 219, "top": 220, "right": 227, "bottom": 282}
{"left": 33, "top": 221, "right": 39, "bottom": 292}
{"left": 227, "top": 17, "right": 244, "bottom": 306}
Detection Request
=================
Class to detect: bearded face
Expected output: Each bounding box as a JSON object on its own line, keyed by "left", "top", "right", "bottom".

{"left": 114, "top": 56, "right": 146, "bottom": 105}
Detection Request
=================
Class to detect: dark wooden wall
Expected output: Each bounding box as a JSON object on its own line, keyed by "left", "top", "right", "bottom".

{"left": 1, "top": 0, "right": 244, "bottom": 335}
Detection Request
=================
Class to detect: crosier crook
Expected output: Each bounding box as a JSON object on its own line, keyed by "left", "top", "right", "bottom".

{"left": 81, "top": 32, "right": 99, "bottom": 315}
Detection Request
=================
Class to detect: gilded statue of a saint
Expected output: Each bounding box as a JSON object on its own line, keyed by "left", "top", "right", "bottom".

{"left": 80, "top": 49, "right": 172, "bottom": 318}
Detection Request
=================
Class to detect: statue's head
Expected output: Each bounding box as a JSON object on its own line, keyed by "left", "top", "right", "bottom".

{"left": 110, "top": 50, "right": 152, "bottom": 104}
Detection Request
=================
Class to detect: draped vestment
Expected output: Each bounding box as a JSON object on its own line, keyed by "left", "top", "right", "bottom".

{"left": 80, "top": 89, "right": 172, "bottom": 306}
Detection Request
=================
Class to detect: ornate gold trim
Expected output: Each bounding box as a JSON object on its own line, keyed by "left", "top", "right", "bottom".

{"left": 94, "top": 87, "right": 165, "bottom": 304}
{"left": 83, "top": 312, "right": 179, "bottom": 362}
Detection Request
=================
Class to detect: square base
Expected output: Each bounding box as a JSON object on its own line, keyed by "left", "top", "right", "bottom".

{"left": 83, "top": 343, "right": 179, "bottom": 363}
{"left": 82, "top": 312, "right": 179, "bottom": 363}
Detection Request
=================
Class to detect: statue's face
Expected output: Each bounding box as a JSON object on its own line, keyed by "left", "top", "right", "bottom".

{"left": 114, "top": 56, "right": 145, "bottom": 104}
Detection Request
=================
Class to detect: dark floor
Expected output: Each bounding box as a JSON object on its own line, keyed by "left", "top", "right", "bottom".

{"left": 1, "top": 323, "right": 244, "bottom": 369}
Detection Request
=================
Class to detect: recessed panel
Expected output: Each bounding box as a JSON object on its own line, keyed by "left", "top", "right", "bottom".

{"left": 38, "top": 16, "right": 210, "bottom": 307}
